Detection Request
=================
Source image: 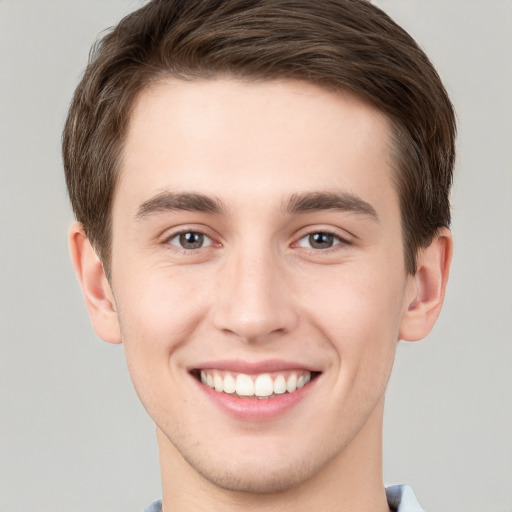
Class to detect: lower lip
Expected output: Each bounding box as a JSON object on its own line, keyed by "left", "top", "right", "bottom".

{"left": 192, "top": 375, "right": 318, "bottom": 422}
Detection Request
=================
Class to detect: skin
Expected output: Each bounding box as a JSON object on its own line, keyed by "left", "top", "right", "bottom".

{"left": 70, "top": 78, "right": 452, "bottom": 512}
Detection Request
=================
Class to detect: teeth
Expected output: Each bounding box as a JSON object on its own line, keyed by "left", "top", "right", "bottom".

{"left": 214, "top": 374, "right": 224, "bottom": 392}
{"left": 236, "top": 374, "right": 254, "bottom": 396}
{"left": 199, "top": 370, "right": 313, "bottom": 397}
{"left": 254, "top": 374, "right": 274, "bottom": 397}
{"left": 223, "top": 373, "right": 236, "bottom": 394}
{"left": 286, "top": 374, "right": 297, "bottom": 393}
{"left": 273, "top": 374, "right": 287, "bottom": 394}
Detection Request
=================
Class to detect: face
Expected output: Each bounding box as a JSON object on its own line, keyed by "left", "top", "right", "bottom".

{"left": 108, "top": 78, "right": 415, "bottom": 492}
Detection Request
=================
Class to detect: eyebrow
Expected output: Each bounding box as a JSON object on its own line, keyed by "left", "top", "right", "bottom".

{"left": 135, "top": 190, "right": 378, "bottom": 221}
{"left": 285, "top": 191, "right": 379, "bottom": 220}
{"left": 135, "top": 192, "right": 226, "bottom": 219}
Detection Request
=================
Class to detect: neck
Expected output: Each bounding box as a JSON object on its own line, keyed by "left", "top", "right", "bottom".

{"left": 157, "top": 399, "right": 390, "bottom": 512}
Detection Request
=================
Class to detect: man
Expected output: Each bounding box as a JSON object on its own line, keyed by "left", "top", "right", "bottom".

{"left": 63, "top": 1, "right": 455, "bottom": 510}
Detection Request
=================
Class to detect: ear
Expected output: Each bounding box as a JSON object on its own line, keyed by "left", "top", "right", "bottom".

{"left": 69, "top": 222, "right": 122, "bottom": 344}
{"left": 399, "top": 228, "right": 453, "bottom": 341}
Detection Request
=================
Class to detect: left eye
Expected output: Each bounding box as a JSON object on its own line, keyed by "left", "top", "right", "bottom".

{"left": 296, "top": 232, "right": 343, "bottom": 250}
{"left": 168, "top": 231, "right": 212, "bottom": 250}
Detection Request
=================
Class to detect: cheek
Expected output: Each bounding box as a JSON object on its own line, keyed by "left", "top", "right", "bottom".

{"left": 115, "top": 263, "right": 211, "bottom": 340}
{"left": 112, "top": 273, "right": 207, "bottom": 432}
{"left": 112, "top": 268, "right": 212, "bottom": 387}
{"left": 299, "top": 261, "right": 405, "bottom": 375}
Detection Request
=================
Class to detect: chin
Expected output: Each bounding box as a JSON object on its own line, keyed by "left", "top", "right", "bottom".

{"left": 191, "top": 457, "right": 319, "bottom": 494}
{"left": 175, "top": 436, "right": 337, "bottom": 495}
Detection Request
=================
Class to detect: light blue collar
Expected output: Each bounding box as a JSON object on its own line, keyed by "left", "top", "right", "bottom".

{"left": 143, "top": 484, "right": 424, "bottom": 511}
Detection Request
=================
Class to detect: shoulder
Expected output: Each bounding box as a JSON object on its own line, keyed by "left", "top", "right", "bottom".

{"left": 386, "top": 485, "right": 424, "bottom": 512}
{"left": 142, "top": 499, "right": 162, "bottom": 512}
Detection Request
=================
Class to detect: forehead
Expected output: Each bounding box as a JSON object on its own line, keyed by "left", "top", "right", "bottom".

{"left": 115, "top": 78, "right": 398, "bottom": 219}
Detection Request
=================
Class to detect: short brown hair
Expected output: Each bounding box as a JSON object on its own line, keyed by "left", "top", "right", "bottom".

{"left": 63, "top": 0, "right": 456, "bottom": 275}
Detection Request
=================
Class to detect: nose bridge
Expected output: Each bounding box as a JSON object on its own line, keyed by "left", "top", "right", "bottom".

{"left": 213, "top": 241, "right": 297, "bottom": 341}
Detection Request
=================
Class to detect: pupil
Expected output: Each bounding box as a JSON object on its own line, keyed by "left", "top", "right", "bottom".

{"left": 180, "top": 232, "right": 203, "bottom": 249}
{"left": 309, "top": 232, "right": 333, "bottom": 249}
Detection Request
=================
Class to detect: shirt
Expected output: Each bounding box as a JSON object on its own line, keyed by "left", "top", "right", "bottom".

{"left": 142, "top": 484, "right": 424, "bottom": 511}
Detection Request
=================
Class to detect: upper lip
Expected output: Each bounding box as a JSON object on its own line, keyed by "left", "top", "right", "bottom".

{"left": 189, "top": 358, "right": 320, "bottom": 374}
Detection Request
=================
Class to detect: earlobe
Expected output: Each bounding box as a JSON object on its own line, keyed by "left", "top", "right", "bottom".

{"left": 69, "top": 222, "right": 122, "bottom": 344}
{"left": 399, "top": 228, "right": 453, "bottom": 341}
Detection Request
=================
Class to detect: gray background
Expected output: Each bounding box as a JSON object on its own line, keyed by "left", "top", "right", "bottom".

{"left": 1, "top": 1, "right": 511, "bottom": 511}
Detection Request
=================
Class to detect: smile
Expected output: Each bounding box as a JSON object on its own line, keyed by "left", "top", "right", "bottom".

{"left": 199, "top": 370, "right": 314, "bottom": 398}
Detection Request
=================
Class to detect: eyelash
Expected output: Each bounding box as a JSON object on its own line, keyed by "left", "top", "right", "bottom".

{"left": 163, "top": 228, "right": 351, "bottom": 254}
{"left": 165, "top": 230, "right": 215, "bottom": 252}
{"left": 294, "top": 230, "right": 350, "bottom": 253}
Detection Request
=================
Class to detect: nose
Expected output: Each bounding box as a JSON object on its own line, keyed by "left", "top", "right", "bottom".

{"left": 212, "top": 247, "right": 299, "bottom": 343}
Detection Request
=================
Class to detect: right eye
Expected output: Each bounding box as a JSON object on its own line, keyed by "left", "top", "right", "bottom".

{"left": 297, "top": 232, "right": 340, "bottom": 250}
{"left": 295, "top": 231, "right": 348, "bottom": 251}
{"left": 167, "top": 231, "right": 213, "bottom": 250}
